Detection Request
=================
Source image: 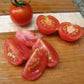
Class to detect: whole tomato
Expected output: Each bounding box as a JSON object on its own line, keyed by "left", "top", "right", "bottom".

{"left": 10, "top": 0, "right": 33, "bottom": 26}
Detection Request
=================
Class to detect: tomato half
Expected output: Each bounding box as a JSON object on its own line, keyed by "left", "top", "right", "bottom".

{"left": 4, "top": 38, "right": 30, "bottom": 65}
{"left": 32, "top": 39, "right": 59, "bottom": 67}
{"left": 10, "top": 1, "right": 33, "bottom": 26}
{"left": 36, "top": 15, "right": 60, "bottom": 34}
{"left": 22, "top": 48, "right": 47, "bottom": 80}
{"left": 16, "top": 30, "right": 44, "bottom": 47}
{"left": 58, "top": 22, "right": 83, "bottom": 42}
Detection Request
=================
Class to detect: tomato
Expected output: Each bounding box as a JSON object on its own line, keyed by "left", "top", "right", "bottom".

{"left": 32, "top": 39, "right": 59, "bottom": 67}
{"left": 16, "top": 30, "right": 44, "bottom": 47}
{"left": 58, "top": 22, "right": 83, "bottom": 42}
{"left": 4, "top": 38, "right": 30, "bottom": 65}
{"left": 22, "top": 48, "right": 47, "bottom": 80}
{"left": 36, "top": 15, "right": 60, "bottom": 34}
{"left": 10, "top": 1, "right": 33, "bottom": 26}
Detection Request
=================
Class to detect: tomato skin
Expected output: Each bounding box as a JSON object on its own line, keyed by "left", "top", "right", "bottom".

{"left": 4, "top": 38, "right": 30, "bottom": 65}
{"left": 58, "top": 22, "right": 83, "bottom": 42}
{"left": 36, "top": 15, "right": 60, "bottom": 34}
{"left": 10, "top": 2, "right": 33, "bottom": 26}
{"left": 16, "top": 30, "right": 44, "bottom": 47}
{"left": 22, "top": 48, "right": 47, "bottom": 80}
{"left": 32, "top": 39, "right": 59, "bottom": 68}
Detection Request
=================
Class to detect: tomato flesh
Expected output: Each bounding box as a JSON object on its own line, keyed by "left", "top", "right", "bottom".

{"left": 36, "top": 15, "right": 60, "bottom": 34}
{"left": 10, "top": 2, "right": 33, "bottom": 26}
{"left": 59, "top": 22, "right": 83, "bottom": 42}
{"left": 32, "top": 39, "right": 59, "bottom": 67}
{"left": 4, "top": 38, "right": 30, "bottom": 65}
{"left": 22, "top": 48, "right": 47, "bottom": 80}
{"left": 16, "top": 30, "right": 44, "bottom": 47}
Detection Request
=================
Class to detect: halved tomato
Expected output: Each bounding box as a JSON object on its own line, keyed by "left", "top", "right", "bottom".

{"left": 16, "top": 30, "right": 44, "bottom": 47}
{"left": 58, "top": 22, "right": 83, "bottom": 42}
{"left": 36, "top": 15, "right": 60, "bottom": 34}
{"left": 4, "top": 38, "right": 30, "bottom": 65}
{"left": 22, "top": 48, "right": 47, "bottom": 80}
{"left": 32, "top": 39, "right": 59, "bottom": 67}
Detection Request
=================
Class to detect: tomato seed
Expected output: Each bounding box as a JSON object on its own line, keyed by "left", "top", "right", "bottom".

{"left": 64, "top": 31, "right": 67, "bottom": 33}
{"left": 76, "top": 28, "right": 79, "bottom": 31}
{"left": 76, "top": 30, "right": 78, "bottom": 33}
{"left": 75, "top": 28, "right": 79, "bottom": 33}
{"left": 48, "top": 55, "right": 52, "bottom": 61}
{"left": 52, "top": 24, "right": 55, "bottom": 28}
{"left": 52, "top": 20, "right": 55, "bottom": 24}
{"left": 44, "top": 24, "right": 46, "bottom": 27}
{"left": 63, "top": 27, "right": 66, "bottom": 30}
{"left": 56, "top": 28, "right": 58, "bottom": 30}
{"left": 73, "top": 32, "right": 77, "bottom": 35}
{"left": 7, "top": 52, "right": 15, "bottom": 60}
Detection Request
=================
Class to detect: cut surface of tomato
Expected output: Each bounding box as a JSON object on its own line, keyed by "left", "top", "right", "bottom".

{"left": 22, "top": 48, "right": 47, "bottom": 80}
{"left": 58, "top": 22, "right": 83, "bottom": 42}
{"left": 16, "top": 30, "right": 44, "bottom": 47}
{"left": 4, "top": 38, "right": 30, "bottom": 65}
{"left": 36, "top": 15, "right": 60, "bottom": 34}
{"left": 32, "top": 39, "right": 59, "bottom": 67}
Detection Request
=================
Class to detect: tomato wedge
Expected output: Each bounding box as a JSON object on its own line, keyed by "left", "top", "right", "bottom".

{"left": 58, "top": 22, "right": 83, "bottom": 42}
{"left": 22, "top": 48, "right": 47, "bottom": 80}
{"left": 36, "top": 15, "right": 60, "bottom": 34}
{"left": 16, "top": 30, "right": 44, "bottom": 47}
{"left": 4, "top": 38, "right": 30, "bottom": 65}
{"left": 32, "top": 39, "right": 59, "bottom": 67}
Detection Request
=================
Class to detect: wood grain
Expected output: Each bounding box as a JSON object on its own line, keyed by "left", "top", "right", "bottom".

{"left": 0, "top": 30, "right": 84, "bottom": 84}
{"left": 0, "top": 0, "right": 78, "bottom": 15}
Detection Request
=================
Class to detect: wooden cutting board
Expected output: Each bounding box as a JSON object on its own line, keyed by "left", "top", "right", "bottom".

{"left": 0, "top": 30, "right": 84, "bottom": 84}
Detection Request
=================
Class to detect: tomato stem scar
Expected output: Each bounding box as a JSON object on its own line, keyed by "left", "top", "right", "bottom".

{"left": 45, "top": 16, "right": 51, "bottom": 23}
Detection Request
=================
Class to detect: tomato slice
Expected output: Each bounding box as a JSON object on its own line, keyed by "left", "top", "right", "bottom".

{"left": 4, "top": 38, "right": 30, "bottom": 65}
{"left": 32, "top": 39, "right": 59, "bottom": 67}
{"left": 58, "top": 22, "right": 83, "bottom": 42}
{"left": 22, "top": 48, "right": 47, "bottom": 80}
{"left": 16, "top": 30, "right": 44, "bottom": 47}
{"left": 36, "top": 15, "right": 60, "bottom": 34}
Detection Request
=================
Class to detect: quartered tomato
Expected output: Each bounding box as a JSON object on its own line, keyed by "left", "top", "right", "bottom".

{"left": 58, "top": 22, "right": 83, "bottom": 42}
{"left": 4, "top": 38, "right": 30, "bottom": 65}
{"left": 22, "top": 48, "right": 47, "bottom": 80}
{"left": 36, "top": 15, "right": 60, "bottom": 34}
{"left": 32, "top": 39, "right": 59, "bottom": 67}
{"left": 16, "top": 30, "right": 44, "bottom": 47}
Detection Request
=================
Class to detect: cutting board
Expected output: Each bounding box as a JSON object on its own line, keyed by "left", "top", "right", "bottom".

{"left": 0, "top": 30, "right": 84, "bottom": 84}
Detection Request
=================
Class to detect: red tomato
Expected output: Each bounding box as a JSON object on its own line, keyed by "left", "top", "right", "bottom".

{"left": 4, "top": 38, "right": 30, "bottom": 65}
{"left": 58, "top": 22, "right": 83, "bottom": 42}
{"left": 16, "top": 30, "right": 44, "bottom": 47}
{"left": 22, "top": 48, "right": 47, "bottom": 80}
{"left": 10, "top": 1, "right": 33, "bottom": 26}
{"left": 36, "top": 15, "right": 60, "bottom": 34}
{"left": 32, "top": 39, "right": 59, "bottom": 67}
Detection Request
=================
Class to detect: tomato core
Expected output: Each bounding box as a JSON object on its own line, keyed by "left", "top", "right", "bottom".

{"left": 63, "top": 25, "right": 79, "bottom": 36}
